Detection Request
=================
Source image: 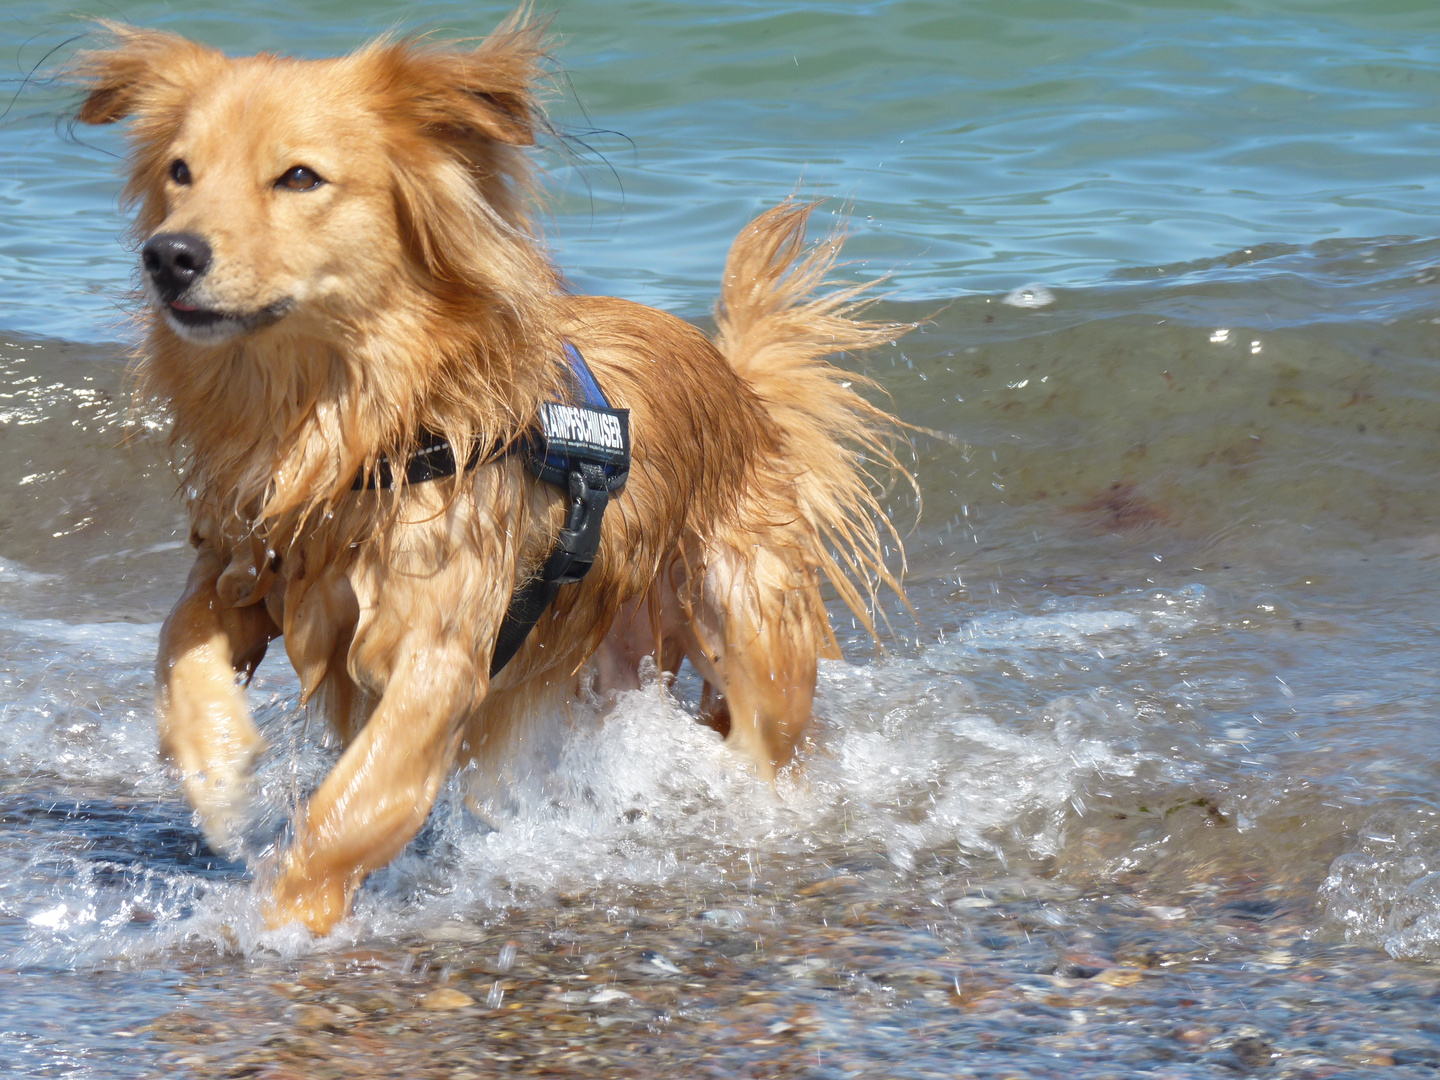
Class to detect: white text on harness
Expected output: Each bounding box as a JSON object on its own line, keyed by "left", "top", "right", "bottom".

{"left": 540, "top": 403, "right": 626, "bottom": 453}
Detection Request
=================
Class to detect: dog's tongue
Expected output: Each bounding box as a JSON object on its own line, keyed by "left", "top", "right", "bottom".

{"left": 171, "top": 299, "right": 198, "bottom": 313}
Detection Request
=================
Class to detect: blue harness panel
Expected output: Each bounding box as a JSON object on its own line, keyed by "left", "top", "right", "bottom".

{"left": 525, "top": 342, "right": 630, "bottom": 492}
{"left": 350, "top": 342, "right": 631, "bottom": 676}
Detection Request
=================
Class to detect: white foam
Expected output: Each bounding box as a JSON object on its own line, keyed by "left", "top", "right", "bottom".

{"left": 956, "top": 585, "right": 1210, "bottom": 653}
{"left": 0, "top": 614, "right": 165, "bottom": 793}
{"left": 27, "top": 903, "right": 74, "bottom": 930}
{"left": 4, "top": 586, "right": 1214, "bottom": 964}
{"left": 1321, "top": 801, "right": 1440, "bottom": 959}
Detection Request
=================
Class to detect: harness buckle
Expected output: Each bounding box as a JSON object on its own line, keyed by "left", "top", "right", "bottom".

{"left": 542, "top": 462, "right": 610, "bottom": 585}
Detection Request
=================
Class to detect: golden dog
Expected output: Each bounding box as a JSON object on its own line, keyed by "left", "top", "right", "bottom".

{"left": 74, "top": 11, "right": 909, "bottom": 935}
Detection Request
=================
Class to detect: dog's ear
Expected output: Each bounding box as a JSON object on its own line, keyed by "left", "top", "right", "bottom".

{"left": 462, "top": 86, "right": 536, "bottom": 147}
{"left": 374, "top": 15, "right": 551, "bottom": 148}
{"left": 73, "top": 22, "right": 218, "bottom": 125}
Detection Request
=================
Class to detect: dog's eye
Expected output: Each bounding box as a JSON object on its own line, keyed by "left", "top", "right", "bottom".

{"left": 169, "top": 159, "right": 192, "bottom": 186}
{"left": 276, "top": 166, "right": 325, "bottom": 192}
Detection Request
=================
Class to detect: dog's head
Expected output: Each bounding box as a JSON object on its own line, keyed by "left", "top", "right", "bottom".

{"left": 74, "top": 17, "right": 550, "bottom": 347}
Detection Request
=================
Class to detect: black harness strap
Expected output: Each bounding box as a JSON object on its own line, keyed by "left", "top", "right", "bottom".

{"left": 351, "top": 343, "right": 630, "bottom": 678}
{"left": 489, "top": 460, "right": 611, "bottom": 675}
{"left": 352, "top": 428, "right": 495, "bottom": 490}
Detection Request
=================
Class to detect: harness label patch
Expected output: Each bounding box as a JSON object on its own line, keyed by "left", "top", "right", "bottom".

{"left": 539, "top": 402, "right": 629, "bottom": 462}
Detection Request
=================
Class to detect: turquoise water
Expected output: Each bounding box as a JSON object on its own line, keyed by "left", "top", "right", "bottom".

{"left": 5, "top": 1, "right": 1440, "bottom": 336}
{"left": 6, "top": 3, "right": 1440, "bottom": 1077}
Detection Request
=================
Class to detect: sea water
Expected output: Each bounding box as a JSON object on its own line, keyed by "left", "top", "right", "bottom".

{"left": 3, "top": 1, "right": 1440, "bottom": 1076}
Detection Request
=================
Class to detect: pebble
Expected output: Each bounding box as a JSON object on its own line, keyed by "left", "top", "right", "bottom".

{"left": 1231, "top": 1035, "right": 1277, "bottom": 1069}
{"left": 109, "top": 865, "right": 1440, "bottom": 1079}
{"left": 796, "top": 875, "right": 857, "bottom": 897}
{"left": 420, "top": 988, "right": 476, "bottom": 1011}
{"left": 587, "top": 987, "right": 630, "bottom": 1005}
{"left": 1347, "top": 1052, "right": 1398, "bottom": 1066}
{"left": 423, "top": 923, "right": 489, "bottom": 944}
{"left": 637, "top": 949, "right": 682, "bottom": 974}
{"left": 1144, "top": 905, "right": 1189, "bottom": 921}
{"left": 1094, "top": 968, "right": 1143, "bottom": 987}
{"left": 291, "top": 1005, "right": 340, "bottom": 1032}
{"left": 782, "top": 958, "right": 829, "bottom": 978}
{"left": 951, "top": 896, "right": 997, "bottom": 910}
{"left": 700, "top": 908, "right": 747, "bottom": 929}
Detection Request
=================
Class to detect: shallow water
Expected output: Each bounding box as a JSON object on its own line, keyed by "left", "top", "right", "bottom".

{"left": 4, "top": 1, "right": 1440, "bottom": 1077}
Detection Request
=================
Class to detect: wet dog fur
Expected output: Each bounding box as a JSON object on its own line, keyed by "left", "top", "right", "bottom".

{"left": 73, "top": 11, "right": 910, "bottom": 935}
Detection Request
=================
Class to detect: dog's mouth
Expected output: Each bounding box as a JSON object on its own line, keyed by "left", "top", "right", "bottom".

{"left": 160, "top": 295, "right": 295, "bottom": 343}
{"left": 167, "top": 297, "right": 226, "bottom": 330}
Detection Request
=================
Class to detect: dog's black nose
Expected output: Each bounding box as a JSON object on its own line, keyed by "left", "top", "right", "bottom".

{"left": 141, "top": 232, "right": 212, "bottom": 297}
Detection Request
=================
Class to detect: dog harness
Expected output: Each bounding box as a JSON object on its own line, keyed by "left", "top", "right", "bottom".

{"left": 352, "top": 342, "right": 630, "bottom": 676}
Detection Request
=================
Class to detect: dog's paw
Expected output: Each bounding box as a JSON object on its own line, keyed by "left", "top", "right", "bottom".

{"left": 180, "top": 768, "right": 257, "bottom": 859}
{"left": 263, "top": 860, "right": 351, "bottom": 937}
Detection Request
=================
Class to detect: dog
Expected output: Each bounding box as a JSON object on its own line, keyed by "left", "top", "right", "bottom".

{"left": 73, "top": 10, "right": 910, "bottom": 936}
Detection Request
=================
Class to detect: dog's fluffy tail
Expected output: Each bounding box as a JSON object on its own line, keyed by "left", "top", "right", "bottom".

{"left": 713, "top": 200, "right": 914, "bottom": 637}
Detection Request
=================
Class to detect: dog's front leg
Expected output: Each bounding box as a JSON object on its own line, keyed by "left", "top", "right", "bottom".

{"left": 157, "top": 549, "right": 278, "bottom": 852}
{"left": 265, "top": 639, "right": 479, "bottom": 935}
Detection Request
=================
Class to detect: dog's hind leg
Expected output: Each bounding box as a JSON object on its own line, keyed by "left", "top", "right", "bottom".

{"left": 696, "top": 679, "right": 730, "bottom": 738}
{"left": 684, "top": 541, "right": 831, "bottom": 781}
